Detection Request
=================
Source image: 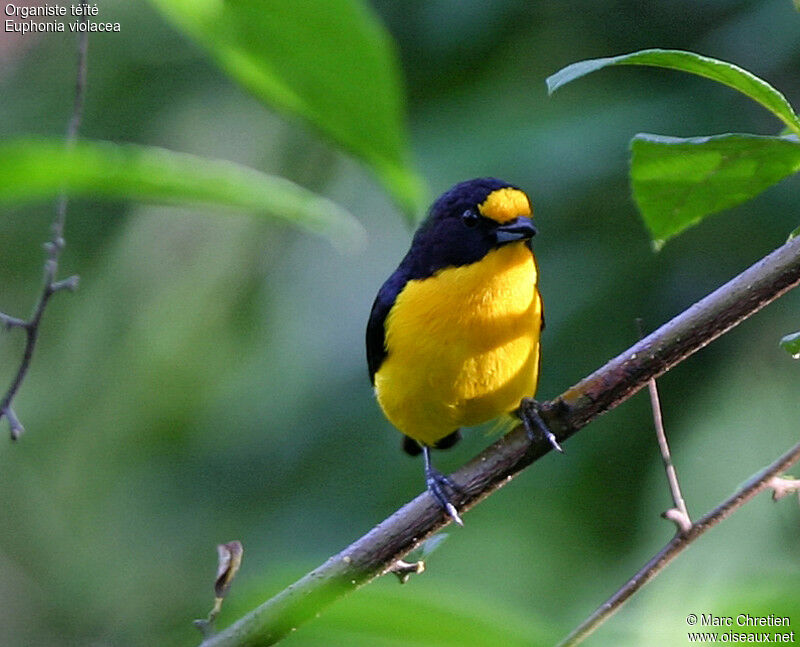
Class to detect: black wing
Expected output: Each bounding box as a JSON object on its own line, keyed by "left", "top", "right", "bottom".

{"left": 366, "top": 269, "right": 408, "bottom": 384}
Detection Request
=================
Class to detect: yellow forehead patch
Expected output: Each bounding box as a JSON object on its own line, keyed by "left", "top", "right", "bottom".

{"left": 477, "top": 188, "right": 532, "bottom": 223}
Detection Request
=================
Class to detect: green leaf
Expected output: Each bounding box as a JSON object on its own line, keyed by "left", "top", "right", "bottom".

{"left": 0, "top": 138, "right": 365, "bottom": 249}
{"left": 630, "top": 133, "right": 800, "bottom": 246}
{"left": 547, "top": 49, "right": 800, "bottom": 136}
{"left": 148, "top": 0, "right": 425, "bottom": 219}
{"left": 282, "top": 585, "right": 556, "bottom": 647}
{"left": 789, "top": 224, "right": 800, "bottom": 241}
{"left": 779, "top": 331, "right": 800, "bottom": 359}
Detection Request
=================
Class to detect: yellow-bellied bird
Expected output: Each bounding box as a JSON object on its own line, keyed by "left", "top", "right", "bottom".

{"left": 367, "top": 178, "right": 560, "bottom": 525}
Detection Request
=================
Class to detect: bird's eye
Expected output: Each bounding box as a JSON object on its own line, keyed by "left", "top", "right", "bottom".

{"left": 461, "top": 209, "right": 479, "bottom": 228}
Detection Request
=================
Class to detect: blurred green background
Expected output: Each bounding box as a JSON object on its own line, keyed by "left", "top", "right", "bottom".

{"left": 1, "top": 1, "right": 799, "bottom": 645}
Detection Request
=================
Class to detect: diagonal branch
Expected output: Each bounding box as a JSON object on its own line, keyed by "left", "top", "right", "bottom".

{"left": 0, "top": 6, "right": 88, "bottom": 440}
{"left": 200, "top": 234, "right": 800, "bottom": 647}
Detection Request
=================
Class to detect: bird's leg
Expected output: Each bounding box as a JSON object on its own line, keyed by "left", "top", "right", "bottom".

{"left": 422, "top": 446, "right": 463, "bottom": 526}
{"left": 518, "top": 397, "right": 563, "bottom": 453}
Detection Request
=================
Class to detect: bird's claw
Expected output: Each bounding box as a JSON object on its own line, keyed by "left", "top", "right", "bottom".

{"left": 425, "top": 467, "right": 463, "bottom": 526}
{"left": 519, "top": 398, "right": 563, "bottom": 453}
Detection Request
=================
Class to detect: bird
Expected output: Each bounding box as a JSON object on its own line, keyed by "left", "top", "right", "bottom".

{"left": 366, "top": 178, "right": 561, "bottom": 525}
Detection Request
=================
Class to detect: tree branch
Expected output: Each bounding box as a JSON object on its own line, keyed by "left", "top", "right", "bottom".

{"left": 0, "top": 6, "right": 88, "bottom": 440}
{"left": 558, "top": 438, "right": 800, "bottom": 646}
{"left": 200, "top": 234, "right": 800, "bottom": 647}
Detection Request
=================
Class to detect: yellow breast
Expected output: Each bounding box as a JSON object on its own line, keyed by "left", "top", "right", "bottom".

{"left": 374, "top": 241, "right": 542, "bottom": 446}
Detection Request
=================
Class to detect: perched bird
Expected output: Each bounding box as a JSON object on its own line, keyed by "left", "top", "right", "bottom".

{"left": 367, "top": 178, "right": 560, "bottom": 525}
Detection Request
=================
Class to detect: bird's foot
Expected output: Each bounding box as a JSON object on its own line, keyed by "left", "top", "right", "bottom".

{"left": 425, "top": 464, "right": 463, "bottom": 526}
{"left": 518, "top": 398, "right": 563, "bottom": 453}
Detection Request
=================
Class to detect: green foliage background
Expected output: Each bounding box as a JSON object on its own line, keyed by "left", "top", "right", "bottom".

{"left": 0, "top": 1, "right": 799, "bottom": 645}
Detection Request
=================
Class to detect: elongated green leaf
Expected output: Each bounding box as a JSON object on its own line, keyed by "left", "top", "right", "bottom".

{"left": 779, "top": 331, "right": 800, "bottom": 359}
{"left": 276, "top": 586, "right": 555, "bottom": 647}
{"left": 148, "top": 0, "right": 425, "bottom": 219}
{"left": 630, "top": 133, "right": 800, "bottom": 246}
{"left": 0, "top": 138, "right": 365, "bottom": 248}
{"left": 548, "top": 49, "right": 800, "bottom": 135}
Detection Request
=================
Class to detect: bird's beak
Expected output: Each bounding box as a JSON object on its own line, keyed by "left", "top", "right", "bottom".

{"left": 494, "top": 216, "right": 537, "bottom": 244}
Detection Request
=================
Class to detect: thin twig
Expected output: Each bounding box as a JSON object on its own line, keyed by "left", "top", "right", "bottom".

{"left": 648, "top": 377, "right": 691, "bottom": 532}
{"left": 386, "top": 559, "right": 425, "bottom": 584}
{"left": 199, "top": 235, "right": 800, "bottom": 647}
{"left": 0, "top": 6, "right": 88, "bottom": 440}
{"left": 767, "top": 475, "right": 800, "bottom": 501}
{"left": 557, "top": 438, "right": 800, "bottom": 646}
{"left": 638, "top": 319, "right": 691, "bottom": 532}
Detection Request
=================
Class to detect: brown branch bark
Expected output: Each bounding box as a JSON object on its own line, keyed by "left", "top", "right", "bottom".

{"left": 201, "top": 234, "right": 800, "bottom": 647}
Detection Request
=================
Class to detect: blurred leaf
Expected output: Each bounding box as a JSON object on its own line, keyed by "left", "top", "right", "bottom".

{"left": 712, "top": 575, "right": 800, "bottom": 635}
{"left": 547, "top": 49, "right": 800, "bottom": 135}
{"left": 779, "top": 331, "right": 800, "bottom": 359}
{"left": 0, "top": 138, "right": 365, "bottom": 248}
{"left": 630, "top": 133, "right": 800, "bottom": 246}
{"left": 789, "top": 225, "right": 800, "bottom": 240}
{"left": 282, "top": 584, "right": 555, "bottom": 647}
{"left": 147, "top": 0, "right": 426, "bottom": 219}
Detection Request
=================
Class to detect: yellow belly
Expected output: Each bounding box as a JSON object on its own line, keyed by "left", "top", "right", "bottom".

{"left": 374, "top": 242, "right": 542, "bottom": 447}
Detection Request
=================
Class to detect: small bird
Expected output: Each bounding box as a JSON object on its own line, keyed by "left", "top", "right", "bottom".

{"left": 367, "top": 178, "right": 560, "bottom": 525}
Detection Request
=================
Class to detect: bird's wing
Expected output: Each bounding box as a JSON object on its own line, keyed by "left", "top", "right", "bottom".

{"left": 366, "top": 270, "right": 408, "bottom": 384}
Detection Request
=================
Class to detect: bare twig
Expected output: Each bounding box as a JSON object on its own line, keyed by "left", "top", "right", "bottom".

{"left": 199, "top": 234, "right": 800, "bottom": 647}
{"left": 387, "top": 559, "right": 425, "bottom": 584}
{"left": 767, "top": 475, "right": 800, "bottom": 501}
{"left": 0, "top": 313, "right": 26, "bottom": 329}
{"left": 648, "top": 378, "right": 691, "bottom": 532}
{"left": 0, "top": 6, "right": 88, "bottom": 440}
{"left": 558, "top": 439, "right": 800, "bottom": 646}
{"left": 638, "top": 319, "right": 691, "bottom": 532}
